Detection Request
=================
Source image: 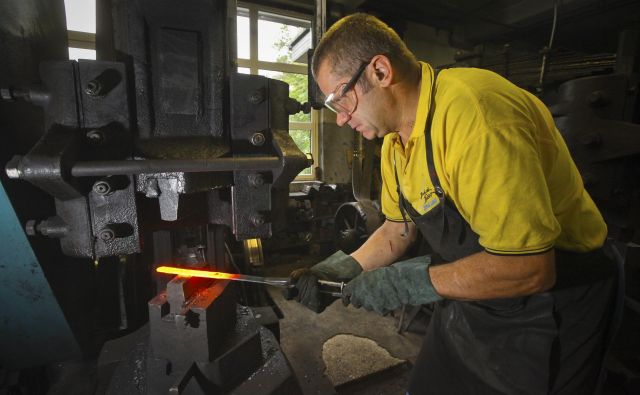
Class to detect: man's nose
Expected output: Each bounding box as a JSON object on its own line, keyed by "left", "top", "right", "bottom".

{"left": 336, "top": 112, "right": 351, "bottom": 127}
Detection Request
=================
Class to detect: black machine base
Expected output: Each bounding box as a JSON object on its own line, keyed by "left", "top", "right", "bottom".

{"left": 103, "top": 305, "right": 301, "bottom": 395}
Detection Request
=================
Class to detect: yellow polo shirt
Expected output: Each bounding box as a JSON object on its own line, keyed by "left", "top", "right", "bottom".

{"left": 381, "top": 63, "right": 607, "bottom": 255}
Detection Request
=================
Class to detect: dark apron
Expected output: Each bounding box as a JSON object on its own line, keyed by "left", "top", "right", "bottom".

{"left": 398, "top": 71, "right": 617, "bottom": 395}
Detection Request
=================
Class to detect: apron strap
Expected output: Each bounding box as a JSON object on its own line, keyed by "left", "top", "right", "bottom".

{"left": 392, "top": 68, "right": 442, "bottom": 236}
{"left": 393, "top": 153, "right": 411, "bottom": 237}
{"left": 425, "top": 69, "right": 444, "bottom": 199}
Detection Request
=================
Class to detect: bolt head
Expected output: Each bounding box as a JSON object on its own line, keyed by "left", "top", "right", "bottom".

{"left": 85, "top": 80, "right": 102, "bottom": 96}
{"left": 5, "top": 156, "right": 23, "bottom": 179}
{"left": 0, "top": 88, "right": 12, "bottom": 101}
{"left": 251, "top": 214, "right": 266, "bottom": 226}
{"left": 86, "top": 129, "right": 104, "bottom": 144}
{"left": 25, "top": 220, "right": 37, "bottom": 236}
{"left": 93, "top": 180, "right": 111, "bottom": 195}
{"left": 250, "top": 132, "right": 266, "bottom": 146}
{"left": 99, "top": 228, "right": 115, "bottom": 241}
{"left": 5, "top": 166, "right": 21, "bottom": 179}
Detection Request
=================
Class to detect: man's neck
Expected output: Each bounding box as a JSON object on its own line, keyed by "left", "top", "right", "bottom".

{"left": 394, "top": 63, "right": 423, "bottom": 146}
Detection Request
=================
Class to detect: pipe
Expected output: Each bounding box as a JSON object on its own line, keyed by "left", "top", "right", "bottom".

{"left": 70, "top": 156, "right": 281, "bottom": 177}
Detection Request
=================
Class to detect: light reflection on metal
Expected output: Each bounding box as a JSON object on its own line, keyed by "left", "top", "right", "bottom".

{"left": 157, "top": 266, "right": 240, "bottom": 280}
{"left": 156, "top": 265, "right": 292, "bottom": 288}
{"left": 156, "top": 266, "right": 344, "bottom": 297}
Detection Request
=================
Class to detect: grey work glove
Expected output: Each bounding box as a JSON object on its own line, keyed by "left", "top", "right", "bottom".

{"left": 288, "top": 251, "right": 363, "bottom": 313}
{"left": 342, "top": 255, "right": 441, "bottom": 315}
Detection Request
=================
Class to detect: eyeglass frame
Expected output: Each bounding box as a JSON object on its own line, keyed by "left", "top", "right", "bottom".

{"left": 323, "top": 59, "right": 372, "bottom": 116}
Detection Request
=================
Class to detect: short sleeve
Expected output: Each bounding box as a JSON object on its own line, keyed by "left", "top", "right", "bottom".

{"left": 449, "top": 124, "right": 561, "bottom": 255}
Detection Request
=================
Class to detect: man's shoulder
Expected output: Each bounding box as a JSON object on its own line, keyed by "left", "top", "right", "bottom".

{"left": 438, "top": 67, "right": 511, "bottom": 97}
{"left": 433, "top": 68, "right": 490, "bottom": 115}
{"left": 437, "top": 67, "right": 533, "bottom": 119}
{"left": 439, "top": 66, "right": 503, "bottom": 83}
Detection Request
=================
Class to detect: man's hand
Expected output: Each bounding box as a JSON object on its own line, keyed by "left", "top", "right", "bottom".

{"left": 288, "top": 251, "right": 362, "bottom": 313}
{"left": 342, "top": 255, "right": 441, "bottom": 315}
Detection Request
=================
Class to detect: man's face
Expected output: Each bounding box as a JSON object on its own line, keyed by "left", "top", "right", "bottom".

{"left": 316, "top": 60, "right": 390, "bottom": 140}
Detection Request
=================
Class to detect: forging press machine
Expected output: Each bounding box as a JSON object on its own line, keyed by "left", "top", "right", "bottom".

{"left": 0, "top": 0, "right": 310, "bottom": 393}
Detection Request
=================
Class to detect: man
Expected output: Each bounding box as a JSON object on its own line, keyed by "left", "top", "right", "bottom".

{"left": 291, "top": 13, "right": 617, "bottom": 395}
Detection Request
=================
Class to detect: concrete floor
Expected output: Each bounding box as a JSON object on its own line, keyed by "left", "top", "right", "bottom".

{"left": 264, "top": 254, "right": 425, "bottom": 395}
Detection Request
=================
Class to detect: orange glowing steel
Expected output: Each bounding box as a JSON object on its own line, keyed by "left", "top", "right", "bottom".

{"left": 156, "top": 266, "right": 241, "bottom": 280}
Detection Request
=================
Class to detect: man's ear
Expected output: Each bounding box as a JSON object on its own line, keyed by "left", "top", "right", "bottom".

{"left": 370, "top": 55, "right": 393, "bottom": 88}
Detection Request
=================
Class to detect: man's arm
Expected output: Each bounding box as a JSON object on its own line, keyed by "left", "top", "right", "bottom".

{"left": 351, "top": 220, "right": 418, "bottom": 271}
{"left": 429, "top": 249, "right": 556, "bottom": 300}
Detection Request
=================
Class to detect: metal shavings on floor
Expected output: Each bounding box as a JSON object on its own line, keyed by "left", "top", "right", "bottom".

{"left": 322, "top": 334, "right": 406, "bottom": 387}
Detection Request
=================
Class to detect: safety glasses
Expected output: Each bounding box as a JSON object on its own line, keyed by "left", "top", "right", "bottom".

{"left": 323, "top": 60, "right": 371, "bottom": 116}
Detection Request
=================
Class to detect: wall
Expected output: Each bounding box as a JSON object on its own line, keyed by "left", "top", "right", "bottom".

{"left": 318, "top": 110, "right": 354, "bottom": 184}
{"left": 404, "top": 22, "right": 458, "bottom": 68}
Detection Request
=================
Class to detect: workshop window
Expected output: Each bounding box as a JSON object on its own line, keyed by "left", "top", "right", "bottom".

{"left": 64, "top": 0, "right": 97, "bottom": 60}
{"left": 237, "top": 3, "right": 316, "bottom": 179}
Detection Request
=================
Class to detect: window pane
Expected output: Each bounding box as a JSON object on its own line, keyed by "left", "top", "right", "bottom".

{"left": 290, "top": 129, "right": 311, "bottom": 153}
{"left": 64, "top": 0, "right": 96, "bottom": 33}
{"left": 236, "top": 11, "right": 250, "bottom": 59}
{"left": 299, "top": 165, "right": 312, "bottom": 176}
{"left": 259, "top": 70, "right": 310, "bottom": 122}
{"left": 290, "top": 129, "right": 312, "bottom": 176}
{"left": 237, "top": 67, "right": 250, "bottom": 74}
{"left": 69, "top": 47, "right": 96, "bottom": 60}
{"left": 258, "top": 11, "right": 310, "bottom": 64}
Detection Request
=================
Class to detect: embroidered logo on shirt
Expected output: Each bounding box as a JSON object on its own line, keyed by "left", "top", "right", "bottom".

{"left": 420, "top": 187, "right": 435, "bottom": 205}
{"left": 420, "top": 187, "right": 440, "bottom": 212}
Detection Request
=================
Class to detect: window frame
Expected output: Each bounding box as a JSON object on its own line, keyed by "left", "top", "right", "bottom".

{"left": 237, "top": 2, "right": 318, "bottom": 180}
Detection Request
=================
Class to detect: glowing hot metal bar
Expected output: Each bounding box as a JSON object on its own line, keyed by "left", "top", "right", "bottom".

{"left": 156, "top": 266, "right": 344, "bottom": 297}
{"left": 157, "top": 266, "right": 291, "bottom": 287}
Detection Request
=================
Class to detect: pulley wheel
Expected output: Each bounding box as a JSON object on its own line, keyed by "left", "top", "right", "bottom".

{"left": 334, "top": 202, "right": 382, "bottom": 254}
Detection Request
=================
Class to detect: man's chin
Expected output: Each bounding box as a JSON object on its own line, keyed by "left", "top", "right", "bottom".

{"left": 360, "top": 130, "right": 378, "bottom": 140}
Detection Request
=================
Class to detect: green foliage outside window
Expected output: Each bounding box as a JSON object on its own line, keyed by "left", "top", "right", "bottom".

{"left": 272, "top": 25, "right": 313, "bottom": 175}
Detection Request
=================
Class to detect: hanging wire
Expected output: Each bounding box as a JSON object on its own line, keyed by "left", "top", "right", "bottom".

{"left": 225, "top": 242, "right": 249, "bottom": 304}
{"left": 538, "top": 0, "right": 560, "bottom": 92}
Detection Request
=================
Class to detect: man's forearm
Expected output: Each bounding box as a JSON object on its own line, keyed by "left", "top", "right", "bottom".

{"left": 351, "top": 220, "right": 417, "bottom": 271}
{"left": 429, "top": 249, "right": 556, "bottom": 300}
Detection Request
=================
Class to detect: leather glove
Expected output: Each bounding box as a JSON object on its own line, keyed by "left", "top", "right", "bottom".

{"left": 342, "top": 255, "right": 441, "bottom": 315}
{"left": 288, "top": 251, "right": 362, "bottom": 313}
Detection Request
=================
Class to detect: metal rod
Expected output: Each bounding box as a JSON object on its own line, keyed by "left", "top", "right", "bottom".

{"left": 538, "top": 0, "right": 559, "bottom": 90}
{"left": 156, "top": 266, "right": 345, "bottom": 296}
{"left": 70, "top": 156, "right": 281, "bottom": 177}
